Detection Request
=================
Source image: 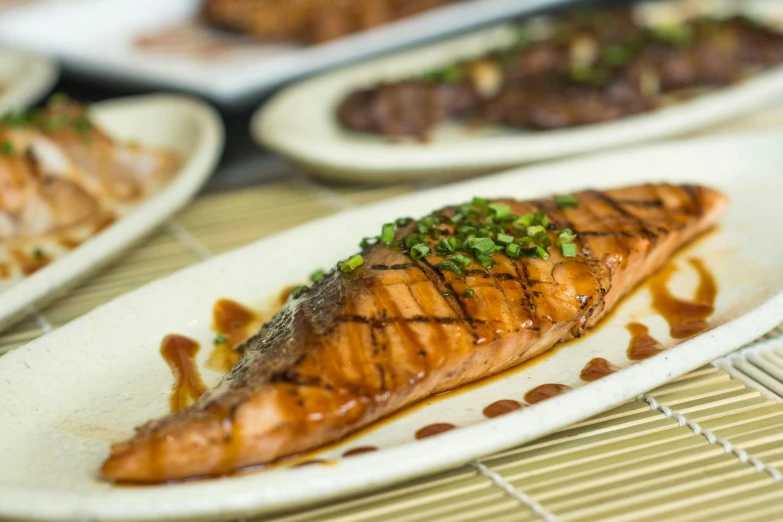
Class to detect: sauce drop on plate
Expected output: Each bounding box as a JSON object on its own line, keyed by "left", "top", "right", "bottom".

{"left": 160, "top": 334, "right": 207, "bottom": 412}
{"left": 342, "top": 446, "right": 379, "bottom": 457}
{"left": 208, "top": 299, "right": 262, "bottom": 372}
{"left": 524, "top": 384, "right": 572, "bottom": 405}
{"left": 626, "top": 323, "right": 665, "bottom": 360}
{"left": 580, "top": 358, "right": 619, "bottom": 381}
{"left": 649, "top": 258, "right": 717, "bottom": 338}
{"left": 483, "top": 399, "right": 524, "bottom": 418}
{"left": 415, "top": 423, "right": 456, "bottom": 439}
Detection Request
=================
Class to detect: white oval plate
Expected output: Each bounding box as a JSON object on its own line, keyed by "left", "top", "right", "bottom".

{"left": 254, "top": 21, "right": 783, "bottom": 183}
{"left": 0, "top": 95, "right": 224, "bottom": 333}
{"left": 1, "top": 131, "right": 783, "bottom": 521}
{"left": 0, "top": 47, "right": 58, "bottom": 112}
{"left": 0, "top": 0, "right": 574, "bottom": 103}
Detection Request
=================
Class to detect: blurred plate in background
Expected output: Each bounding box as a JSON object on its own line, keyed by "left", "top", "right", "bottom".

{"left": 0, "top": 95, "right": 224, "bottom": 333}
{"left": 253, "top": 17, "right": 783, "bottom": 183}
{"left": 0, "top": 0, "right": 578, "bottom": 104}
{"left": 0, "top": 47, "right": 57, "bottom": 111}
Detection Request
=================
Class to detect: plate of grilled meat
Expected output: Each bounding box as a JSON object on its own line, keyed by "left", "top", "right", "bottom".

{"left": 256, "top": 0, "right": 783, "bottom": 181}
{"left": 0, "top": 94, "right": 223, "bottom": 335}
{"left": 1, "top": 129, "right": 782, "bottom": 521}
{"left": 0, "top": 0, "right": 575, "bottom": 102}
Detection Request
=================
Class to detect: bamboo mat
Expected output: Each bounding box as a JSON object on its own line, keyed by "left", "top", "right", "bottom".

{"left": 2, "top": 107, "right": 783, "bottom": 521}
{"left": 259, "top": 364, "right": 783, "bottom": 522}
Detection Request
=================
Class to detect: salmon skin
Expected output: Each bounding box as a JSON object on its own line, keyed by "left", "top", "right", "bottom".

{"left": 103, "top": 183, "right": 727, "bottom": 482}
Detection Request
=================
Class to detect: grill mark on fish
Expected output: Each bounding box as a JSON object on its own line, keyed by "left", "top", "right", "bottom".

{"left": 583, "top": 191, "right": 631, "bottom": 262}
{"left": 579, "top": 230, "right": 637, "bottom": 238}
{"left": 613, "top": 198, "right": 665, "bottom": 208}
{"left": 599, "top": 190, "right": 660, "bottom": 246}
{"left": 337, "top": 314, "right": 467, "bottom": 326}
{"left": 682, "top": 185, "right": 702, "bottom": 214}
{"left": 415, "top": 257, "right": 481, "bottom": 340}
{"left": 370, "top": 263, "right": 419, "bottom": 271}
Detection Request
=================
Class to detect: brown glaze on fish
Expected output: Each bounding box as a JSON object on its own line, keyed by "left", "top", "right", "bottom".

{"left": 102, "top": 183, "right": 727, "bottom": 482}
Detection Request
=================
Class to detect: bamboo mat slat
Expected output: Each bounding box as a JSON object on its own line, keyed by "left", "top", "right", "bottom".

{"left": 257, "top": 368, "right": 783, "bottom": 522}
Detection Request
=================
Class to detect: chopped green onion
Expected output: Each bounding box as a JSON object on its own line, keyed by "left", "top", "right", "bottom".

{"left": 488, "top": 202, "right": 510, "bottom": 219}
{"left": 436, "top": 237, "right": 454, "bottom": 256}
{"left": 557, "top": 228, "right": 577, "bottom": 245}
{"left": 493, "top": 244, "right": 505, "bottom": 252}
{"left": 2, "top": 111, "right": 27, "bottom": 127}
{"left": 555, "top": 194, "right": 579, "bottom": 209}
{"left": 422, "top": 64, "right": 464, "bottom": 83}
{"left": 438, "top": 259, "right": 465, "bottom": 277}
{"left": 291, "top": 285, "right": 310, "bottom": 298}
{"left": 360, "top": 236, "right": 378, "bottom": 249}
{"left": 463, "top": 289, "right": 474, "bottom": 298}
{"left": 416, "top": 221, "right": 430, "bottom": 234}
{"left": 441, "top": 65, "right": 463, "bottom": 83}
{"left": 527, "top": 225, "right": 546, "bottom": 237}
{"left": 515, "top": 213, "right": 534, "bottom": 228}
{"left": 339, "top": 254, "right": 364, "bottom": 273}
{"left": 451, "top": 254, "right": 472, "bottom": 268}
{"left": 561, "top": 243, "right": 578, "bottom": 257}
{"left": 49, "top": 92, "right": 69, "bottom": 106}
{"left": 404, "top": 234, "right": 426, "bottom": 249}
{"left": 450, "top": 213, "right": 464, "bottom": 224}
{"left": 536, "top": 246, "right": 549, "bottom": 260}
{"left": 513, "top": 26, "right": 532, "bottom": 48}
{"left": 396, "top": 217, "right": 413, "bottom": 226}
{"left": 496, "top": 233, "right": 514, "bottom": 245}
{"left": 45, "top": 115, "right": 67, "bottom": 132}
{"left": 506, "top": 243, "right": 521, "bottom": 259}
{"left": 515, "top": 235, "right": 533, "bottom": 246}
{"left": 467, "top": 237, "right": 496, "bottom": 256}
{"left": 477, "top": 254, "right": 494, "bottom": 269}
{"left": 520, "top": 247, "right": 539, "bottom": 259}
{"left": 309, "top": 269, "right": 326, "bottom": 282}
{"left": 533, "top": 231, "right": 552, "bottom": 248}
{"left": 602, "top": 46, "right": 629, "bottom": 67}
{"left": 381, "top": 223, "right": 396, "bottom": 244}
{"left": 214, "top": 334, "right": 226, "bottom": 345}
{"left": 472, "top": 197, "right": 489, "bottom": 207}
{"left": 654, "top": 24, "right": 692, "bottom": 47}
{"left": 0, "top": 140, "right": 13, "bottom": 156}
{"left": 533, "top": 211, "right": 549, "bottom": 228}
{"left": 410, "top": 244, "right": 430, "bottom": 260}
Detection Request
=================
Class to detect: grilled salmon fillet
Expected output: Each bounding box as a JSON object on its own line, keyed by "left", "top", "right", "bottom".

{"left": 103, "top": 183, "right": 727, "bottom": 482}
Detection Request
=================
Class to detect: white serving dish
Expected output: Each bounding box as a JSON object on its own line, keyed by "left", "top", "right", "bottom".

{"left": 254, "top": 18, "right": 783, "bottom": 182}
{"left": 1, "top": 131, "right": 782, "bottom": 521}
{"left": 0, "top": 94, "right": 224, "bottom": 334}
{"left": 0, "top": 47, "right": 58, "bottom": 112}
{"left": 0, "top": 0, "right": 578, "bottom": 103}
